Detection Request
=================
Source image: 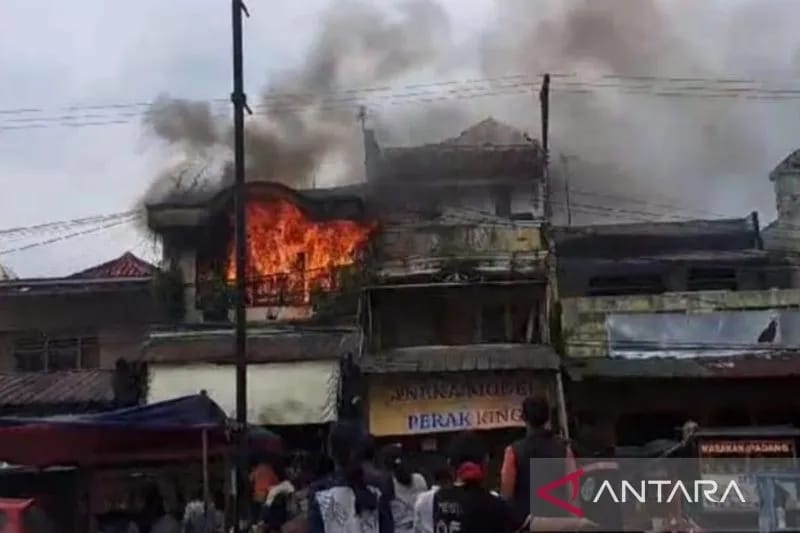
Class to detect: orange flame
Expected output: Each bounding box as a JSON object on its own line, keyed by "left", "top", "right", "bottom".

{"left": 226, "top": 197, "right": 374, "bottom": 304}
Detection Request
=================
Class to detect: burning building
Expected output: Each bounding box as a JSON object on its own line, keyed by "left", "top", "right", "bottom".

{"left": 143, "top": 179, "right": 372, "bottom": 430}
{"left": 141, "top": 117, "right": 564, "bottom": 458}
{"left": 147, "top": 180, "right": 373, "bottom": 321}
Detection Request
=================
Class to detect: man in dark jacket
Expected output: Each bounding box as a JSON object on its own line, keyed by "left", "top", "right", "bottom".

{"left": 501, "top": 395, "right": 595, "bottom": 530}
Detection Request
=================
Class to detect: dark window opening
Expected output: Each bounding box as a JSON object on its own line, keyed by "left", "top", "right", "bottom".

{"left": 708, "top": 408, "right": 751, "bottom": 427}
{"left": 687, "top": 268, "right": 737, "bottom": 291}
{"left": 481, "top": 305, "right": 507, "bottom": 343}
{"left": 588, "top": 274, "right": 665, "bottom": 296}
{"left": 493, "top": 187, "right": 512, "bottom": 217}
{"left": 14, "top": 333, "right": 100, "bottom": 372}
{"left": 616, "top": 412, "right": 687, "bottom": 446}
{"left": 376, "top": 288, "right": 543, "bottom": 349}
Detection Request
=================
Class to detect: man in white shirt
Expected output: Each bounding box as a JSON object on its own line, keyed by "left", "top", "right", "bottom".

{"left": 413, "top": 466, "right": 452, "bottom": 533}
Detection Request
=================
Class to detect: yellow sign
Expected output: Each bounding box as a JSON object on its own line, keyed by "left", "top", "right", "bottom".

{"left": 368, "top": 373, "right": 548, "bottom": 436}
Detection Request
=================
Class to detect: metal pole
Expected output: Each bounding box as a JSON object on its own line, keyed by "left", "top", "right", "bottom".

{"left": 560, "top": 154, "right": 572, "bottom": 226}
{"left": 231, "top": 0, "right": 249, "bottom": 530}
{"left": 539, "top": 73, "right": 551, "bottom": 223}
{"left": 202, "top": 429, "right": 210, "bottom": 522}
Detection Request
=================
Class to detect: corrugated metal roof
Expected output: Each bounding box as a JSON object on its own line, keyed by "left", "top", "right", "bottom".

{"left": 361, "top": 344, "right": 559, "bottom": 374}
{"left": 553, "top": 217, "right": 760, "bottom": 261}
{"left": 0, "top": 370, "right": 114, "bottom": 406}
{"left": 144, "top": 326, "right": 360, "bottom": 364}
{"left": 566, "top": 353, "right": 800, "bottom": 380}
{"left": 70, "top": 252, "right": 156, "bottom": 279}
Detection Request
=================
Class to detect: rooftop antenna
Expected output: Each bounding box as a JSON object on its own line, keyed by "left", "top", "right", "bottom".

{"left": 357, "top": 105, "right": 367, "bottom": 133}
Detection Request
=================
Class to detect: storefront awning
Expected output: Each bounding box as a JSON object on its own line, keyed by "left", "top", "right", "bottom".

{"left": 361, "top": 344, "right": 559, "bottom": 374}
{"left": 566, "top": 353, "right": 800, "bottom": 380}
{"left": 148, "top": 361, "right": 339, "bottom": 425}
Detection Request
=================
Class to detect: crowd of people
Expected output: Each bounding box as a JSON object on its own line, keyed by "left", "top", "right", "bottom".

{"left": 98, "top": 394, "right": 587, "bottom": 533}
{"left": 249, "top": 394, "right": 593, "bottom": 533}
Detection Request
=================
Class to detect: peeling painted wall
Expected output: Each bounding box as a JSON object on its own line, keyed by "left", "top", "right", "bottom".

{"left": 374, "top": 224, "right": 546, "bottom": 279}
{"left": 377, "top": 225, "right": 544, "bottom": 259}
{"left": 561, "top": 289, "right": 800, "bottom": 358}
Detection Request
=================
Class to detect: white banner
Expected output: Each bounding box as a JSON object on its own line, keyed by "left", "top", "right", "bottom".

{"left": 606, "top": 310, "right": 800, "bottom": 359}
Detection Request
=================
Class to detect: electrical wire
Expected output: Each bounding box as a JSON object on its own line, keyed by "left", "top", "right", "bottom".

{"left": 0, "top": 210, "right": 138, "bottom": 238}
{"left": 0, "top": 214, "right": 141, "bottom": 256}
{"left": 7, "top": 72, "right": 800, "bottom": 132}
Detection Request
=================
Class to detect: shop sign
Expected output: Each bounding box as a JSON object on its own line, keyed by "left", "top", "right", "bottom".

{"left": 699, "top": 440, "right": 795, "bottom": 457}
{"left": 368, "top": 373, "right": 545, "bottom": 436}
{"left": 697, "top": 439, "right": 797, "bottom": 512}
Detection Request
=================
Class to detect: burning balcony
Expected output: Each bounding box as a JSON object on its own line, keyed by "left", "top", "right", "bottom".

{"left": 147, "top": 181, "right": 375, "bottom": 322}
{"left": 224, "top": 197, "right": 374, "bottom": 305}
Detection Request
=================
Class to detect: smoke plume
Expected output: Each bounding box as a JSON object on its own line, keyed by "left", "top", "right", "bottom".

{"left": 144, "top": 0, "right": 800, "bottom": 225}
{"left": 477, "top": 0, "right": 800, "bottom": 223}
{"left": 143, "top": 0, "right": 450, "bottom": 204}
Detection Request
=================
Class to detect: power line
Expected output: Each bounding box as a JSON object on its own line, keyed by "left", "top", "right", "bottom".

{"left": 8, "top": 72, "right": 800, "bottom": 132}
{"left": 6, "top": 71, "right": 800, "bottom": 117}
{"left": 0, "top": 210, "right": 138, "bottom": 239}
{"left": 0, "top": 215, "right": 141, "bottom": 256}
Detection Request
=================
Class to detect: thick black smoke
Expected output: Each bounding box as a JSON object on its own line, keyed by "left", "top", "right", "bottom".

{"left": 142, "top": 0, "right": 450, "bottom": 205}
{"left": 143, "top": 0, "right": 800, "bottom": 225}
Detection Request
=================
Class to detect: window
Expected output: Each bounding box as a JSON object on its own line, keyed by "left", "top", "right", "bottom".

{"left": 493, "top": 187, "right": 512, "bottom": 217}
{"left": 481, "top": 304, "right": 507, "bottom": 342}
{"left": 375, "top": 287, "right": 543, "bottom": 349}
{"left": 588, "top": 274, "right": 666, "bottom": 296}
{"left": 480, "top": 302, "right": 538, "bottom": 343}
{"left": 687, "top": 268, "right": 737, "bottom": 291}
{"left": 14, "top": 333, "right": 99, "bottom": 372}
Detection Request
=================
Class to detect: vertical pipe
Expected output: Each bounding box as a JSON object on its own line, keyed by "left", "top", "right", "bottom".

{"left": 202, "top": 429, "right": 210, "bottom": 522}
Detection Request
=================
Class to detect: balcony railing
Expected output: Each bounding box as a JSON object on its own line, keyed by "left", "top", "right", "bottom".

{"left": 195, "top": 266, "right": 360, "bottom": 310}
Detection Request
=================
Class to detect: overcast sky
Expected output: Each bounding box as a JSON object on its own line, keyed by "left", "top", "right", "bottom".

{"left": 1, "top": 0, "right": 798, "bottom": 278}
{"left": 0, "top": 0, "right": 496, "bottom": 278}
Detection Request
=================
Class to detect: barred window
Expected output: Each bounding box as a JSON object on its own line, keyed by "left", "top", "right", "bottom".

{"left": 14, "top": 333, "right": 99, "bottom": 372}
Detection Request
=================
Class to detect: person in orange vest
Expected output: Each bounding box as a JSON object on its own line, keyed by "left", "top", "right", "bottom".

{"left": 250, "top": 456, "right": 280, "bottom": 516}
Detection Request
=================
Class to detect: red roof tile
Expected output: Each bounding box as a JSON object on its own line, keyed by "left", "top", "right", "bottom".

{"left": 0, "top": 370, "right": 114, "bottom": 406}
{"left": 70, "top": 252, "right": 156, "bottom": 279}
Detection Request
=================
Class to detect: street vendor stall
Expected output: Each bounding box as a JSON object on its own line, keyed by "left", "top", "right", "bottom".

{"left": 0, "top": 394, "right": 281, "bottom": 532}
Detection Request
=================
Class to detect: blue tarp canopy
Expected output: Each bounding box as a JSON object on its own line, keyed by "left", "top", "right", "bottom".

{"left": 0, "top": 395, "right": 281, "bottom": 467}
{"left": 0, "top": 394, "right": 227, "bottom": 429}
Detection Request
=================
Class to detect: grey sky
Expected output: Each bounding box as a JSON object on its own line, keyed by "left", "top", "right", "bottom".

{"left": 1, "top": 0, "right": 799, "bottom": 277}
{"left": 0, "top": 0, "right": 493, "bottom": 277}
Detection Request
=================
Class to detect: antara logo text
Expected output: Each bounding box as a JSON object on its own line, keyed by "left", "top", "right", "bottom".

{"left": 592, "top": 479, "right": 747, "bottom": 505}
{"left": 535, "top": 469, "right": 747, "bottom": 518}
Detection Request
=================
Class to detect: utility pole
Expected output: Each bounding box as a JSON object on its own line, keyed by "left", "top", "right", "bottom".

{"left": 231, "top": 0, "right": 250, "bottom": 530}
{"left": 539, "top": 73, "right": 551, "bottom": 223}
{"left": 539, "top": 73, "right": 569, "bottom": 441}
{"left": 560, "top": 154, "right": 572, "bottom": 226}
